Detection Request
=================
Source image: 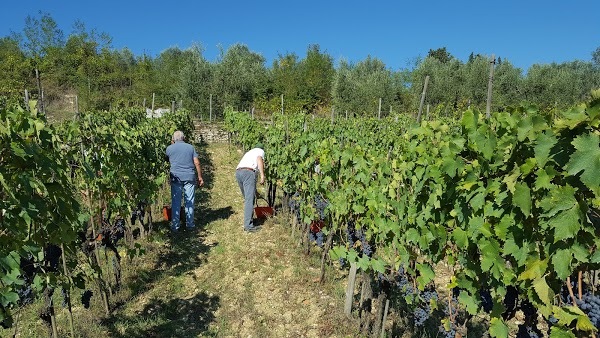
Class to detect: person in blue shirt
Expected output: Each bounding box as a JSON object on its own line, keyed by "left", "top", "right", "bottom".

{"left": 165, "top": 131, "right": 204, "bottom": 232}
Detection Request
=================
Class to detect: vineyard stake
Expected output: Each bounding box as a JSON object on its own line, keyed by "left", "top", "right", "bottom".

{"left": 378, "top": 97, "right": 382, "bottom": 119}
{"left": 210, "top": 94, "right": 213, "bottom": 122}
{"left": 417, "top": 76, "right": 429, "bottom": 123}
{"left": 344, "top": 262, "right": 358, "bottom": 318}
{"left": 35, "top": 68, "right": 44, "bottom": 115}
{"left": 486, "top": 54, "right": 495, "bottom": 119}
{"left": 24, "top": 89, "right": 30, "bottom": 112}
{"left": 380, "top": 299, "right": 390, "bottom": 338}
{"left": 61, "top": 244, "right": 75, "bottom": 337}
{"left": 151, "top": 93, "right": 155, "bottom": 116}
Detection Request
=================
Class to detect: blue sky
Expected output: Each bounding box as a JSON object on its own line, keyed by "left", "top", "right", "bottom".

{"left": 2, "top": 0, "right": 599, "bottom": 72}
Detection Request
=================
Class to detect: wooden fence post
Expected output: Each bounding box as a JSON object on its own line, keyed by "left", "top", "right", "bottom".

{"left": 417, "top": 75, "right": 429, "bottom": 123}
{"left": 486, "top": 54, "right": 496, "bottom": 119}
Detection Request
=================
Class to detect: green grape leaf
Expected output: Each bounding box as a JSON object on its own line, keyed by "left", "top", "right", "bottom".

{"left": 489, "top": 317, "right": 509, "bottom": 338}
{"left": 513, "top": 182, "right": 532, "bottom": 216}
{"left": 551, "top": 249, "right": 573, "bottom": 280}
{"left": 565, "top": 133, "right": 600, "bottom": 197}
{"left": 551, "top": 207, "right": 581, "bottom": 243}
{"left": 534, "top": 132, "right": 557, "bottom": 168}
{"left": 533, "top": 277, "right": 552, "bottom": 304}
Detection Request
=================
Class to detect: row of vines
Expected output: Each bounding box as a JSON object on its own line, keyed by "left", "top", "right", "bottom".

{"left": 0, "top": 102, "right": 193, "bottom": 336}
{"left": 225, "top": 91, "right": 600, "bottom": 337}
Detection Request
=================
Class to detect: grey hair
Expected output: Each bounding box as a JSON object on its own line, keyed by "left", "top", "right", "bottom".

{"left": 172, "top": 130, "right": 185, "bottom": 141}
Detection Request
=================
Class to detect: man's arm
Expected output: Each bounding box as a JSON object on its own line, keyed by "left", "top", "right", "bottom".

{"left": 257, "top": 156, "right": 265, "bottom": 185}
{"left": 194, "top": 157, "right": 204, "bottom": 186}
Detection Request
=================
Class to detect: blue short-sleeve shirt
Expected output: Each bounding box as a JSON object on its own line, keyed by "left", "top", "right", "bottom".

{"left": 166, "top": 141, "right": 198, "bottom": 182}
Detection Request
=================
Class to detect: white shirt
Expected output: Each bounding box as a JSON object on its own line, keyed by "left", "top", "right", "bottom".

{"left": 237, "top": 148, "right": 265, "bottom": 170}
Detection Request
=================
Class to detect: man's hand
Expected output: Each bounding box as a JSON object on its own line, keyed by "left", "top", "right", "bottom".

{"left": 198, "top": 176, "right": 204, "bottom": 187}
{"left": 259, "top": 175, "right": 265, "bottom": 185}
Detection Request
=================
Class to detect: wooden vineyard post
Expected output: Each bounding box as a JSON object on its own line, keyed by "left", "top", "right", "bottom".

{"left": 24, "top": 89, "right": 30, "bottom": 111}
{"left": 35, "top": 68, "right": 44, "bottom": 115}
{"left": 210, "top": 94, "right": 213, "bottom": 122}
{"left": 151, "top": 93, "right": 155, "bottom": 116}
{"left": 380, "top": 299, "right": 390, "bottom": 338}
{"left": 425, "top": 104, "right": 430, "bottom": 121}
{"left": 143, "top": 98, "right": 146, "bottom": 109}
{"left": 251, "top": 107, "right": 255, "bottom": 119}
{"left": 331, "top": 107, "right": 335, "bottom": 123}
{"left": 344, "top": 262, "right": 358, "bottom": 318}
{"left": 417, "top": 75, "right": 429, "bottom": 123}
{"left": 61, "top": 244, "right": 75, "bottom": 337}
{"left": 486, "top": 54, "right": 496, "bottom": 119}
{"left": 281, "top": 94, "right": 284, "bottom": 114}
{"left": 378, "top": 97, "right": 382, "bottom": 119}
{"left": 171, "top": 100, "right": 175, "bottom": 114}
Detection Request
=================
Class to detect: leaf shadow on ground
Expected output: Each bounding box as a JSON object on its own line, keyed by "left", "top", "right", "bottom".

{"left": 102, "top": 291, "right": 220, "bottom": 338}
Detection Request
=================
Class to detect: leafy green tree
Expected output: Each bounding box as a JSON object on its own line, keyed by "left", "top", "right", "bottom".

{"left": 593, "top": 46, "right": 600, "bottom": 66}
{"left": 297, "top": 44, "right": 334, "bottom": 112}
{"left": 0, "top": 37, "right": 31, "bottom": 99}
{"left": 177, "top": 44, "right": 213, "bottom": 116}
{"left": 332, "top": 56, "right": 395, "bottom": 117}
{"left": 212, "top": 44, "right": 267, "bottom": 115}
{"left": 427, "top": 47, "right": 453, "bottom": 64}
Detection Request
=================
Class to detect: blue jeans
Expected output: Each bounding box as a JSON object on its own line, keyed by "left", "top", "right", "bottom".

{"left": 170, "top": 180, "right": 196, "bottom": 231}
{"left": 235, "top": 169, "right": 257, "bottom": 230}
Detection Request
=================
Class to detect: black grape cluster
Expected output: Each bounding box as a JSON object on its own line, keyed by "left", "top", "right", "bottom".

{"left": 18, "top": 255, "right": 36, "bottom": 305}
{"left": 130, "top": 201, "right": 146, "bottom": 225}
{"left": 111, "top": 218, "right": 126, "bottom": 243}
{"left": 345, "top": 220, "right": 373, "bottom": 257}
{"left": 356, "top": 229, "right": 373, "bottom": 257}
{"left": 314, "top": 195, "right": 328, "bottom": 220}
{"left": 287, "top": 192, "right": 302, "bottom": 225}
{"left": 81, "top": 290, "right": 93, "bottom": 309}
{"left": 516, "top": 324, "right": 542, "bottom": 338}
{"left": 415, "top": 288, "right": 438, "bottom": 326}
{"left": 44, "top": 244, "right": 62, "bottom": 272}
{"left": 503, "top": 286, "right": 519, "bottom": 320}
{"left": 516, "top": 301, "right": 543, "bottom": 338}
{"left": 308, "top": 231, "right": 324, "bottom": 247}
{"left": 576, "top": 292, "right": 600, "bottom": 330}
{"left": 479, "top": 288, "right": 493, "bottom": 313}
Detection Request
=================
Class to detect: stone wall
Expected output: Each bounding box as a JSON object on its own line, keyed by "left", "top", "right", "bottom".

{"left": 193, "top": 121, "right": 229, "bottom": 143}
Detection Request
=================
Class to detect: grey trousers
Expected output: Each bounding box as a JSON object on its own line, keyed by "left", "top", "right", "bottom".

{"left": 235, "top": 169, "right": 257, "bottom": 229}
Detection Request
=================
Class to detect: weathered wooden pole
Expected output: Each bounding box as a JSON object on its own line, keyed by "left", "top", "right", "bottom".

{"left": 486, "top": 54, "right": 496, "bottom": 119}
{"left": 378, "top": 97, "right": 382, "bottom": 119}
{"left": 417, "top": 75, "right": 430, "bottom": 123}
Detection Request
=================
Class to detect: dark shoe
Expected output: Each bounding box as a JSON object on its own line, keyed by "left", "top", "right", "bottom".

{"left": 244, "top": 226, "right": 261, "bottom": 233}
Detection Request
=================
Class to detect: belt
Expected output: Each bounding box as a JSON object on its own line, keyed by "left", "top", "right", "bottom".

{"left": 237, "top": 167, "right": 255, "bottom": 171}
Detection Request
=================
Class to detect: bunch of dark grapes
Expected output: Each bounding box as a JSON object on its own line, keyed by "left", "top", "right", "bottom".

{"left": 81, "top": 290, "right": 93, "bottom": 309}
{"left": 355, "top": 229, "right": 373, "bottom": 257}
{"left": 516, "top": 324, "right": 542, "bottom": 338}
{"left": 111, "top": 218, "right": 126, "bottom": 243}
{"left": 502, "top": 285, "right": 519, "bottom": 320}
{"left": 414, "top": 288, "right": 438, "bottom": 327}
{"left": 314, "top": 195, "right": 328, "bottom": 220}
{"left": 576, "top": 292, "right": 600, "bottom": 330}
{"left": 288, "top": 192, "right": 302, "bottom": 225}
{"left": 17, "top": 286, "right": 34, "bottom": 306}
{"left": 44, "top": 244, "right": 62, "bottom": 272}
{"left": 479, "top": 288, "right": 493, "bottom": 313}
{"left": 131, "top": 201, "right": 146, "bottom": 225}
{"left": 346, "top": 220, "right": 357, "bottom": 244}
{"left": 308, "top": 231, "right": 324, "bottom": 247}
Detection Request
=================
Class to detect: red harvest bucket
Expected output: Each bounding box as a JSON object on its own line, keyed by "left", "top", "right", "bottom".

{"left": 310, "top": 220, "right": 325, "bottom": 233}
{"left": 254, "top": 197, "right": 274, "bottom": 219}
{"left": 162, "top": 206, "right": 172, "bottom": 221}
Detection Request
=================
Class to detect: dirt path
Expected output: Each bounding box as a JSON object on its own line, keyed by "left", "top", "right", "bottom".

{"left": 165, "top": 142, "right": 354, "bottom": 337}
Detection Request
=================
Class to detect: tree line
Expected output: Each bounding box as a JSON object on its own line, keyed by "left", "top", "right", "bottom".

{"left": 2, "top": 12, "right": 600, "bottom": 121}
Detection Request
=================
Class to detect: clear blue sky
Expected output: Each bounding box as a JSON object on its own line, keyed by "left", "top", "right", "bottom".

{"left": 2, "top": 0, "right": 599, "bottom": 72}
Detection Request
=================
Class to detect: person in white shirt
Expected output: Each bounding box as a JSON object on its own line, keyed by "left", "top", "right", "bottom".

{"left": 235, "top": 143, "right": 265, "bottom": 232}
